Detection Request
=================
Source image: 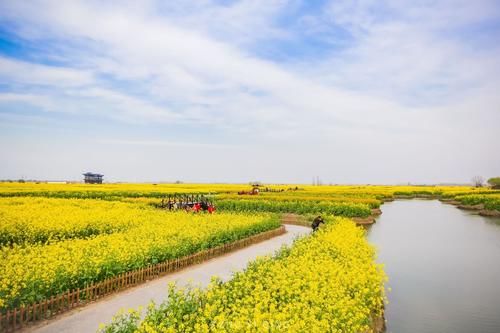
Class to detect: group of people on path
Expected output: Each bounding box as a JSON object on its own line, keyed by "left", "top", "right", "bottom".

{"left": 190, "top": 201, "right": 216, "bottom": 213}
{"left": 162, "top": 199, "right": 216, "bottom": 213}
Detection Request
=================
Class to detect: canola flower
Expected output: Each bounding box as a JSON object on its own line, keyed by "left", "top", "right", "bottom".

{"left": 102, "top": 218, "right": 387, "bottom": 333}
{"left": 0, "top": 206, "right": 280, "bottom": 310}
{"left": 0, "top": 198, "right": 151, "bottom": 246}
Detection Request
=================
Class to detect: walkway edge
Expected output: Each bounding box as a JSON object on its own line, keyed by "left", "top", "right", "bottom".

{"left": 2, "top": 226, "right": 286, "bottom": 332}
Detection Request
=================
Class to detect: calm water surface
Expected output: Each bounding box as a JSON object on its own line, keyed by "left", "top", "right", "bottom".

{"left": 367, "top": 200, "right": 500, "bottom": 333}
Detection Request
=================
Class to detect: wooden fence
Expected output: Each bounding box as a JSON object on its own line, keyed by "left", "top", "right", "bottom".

{"left": 0, "top": 226, "right": 286, "bottom": 332}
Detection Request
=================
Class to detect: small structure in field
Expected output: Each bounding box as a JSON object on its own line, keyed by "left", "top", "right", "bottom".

{"left": 83, "top": 172, "right": 103, "bottom": 184}
{"left": 238, "top": 184, "right": 261, "bottom": 195}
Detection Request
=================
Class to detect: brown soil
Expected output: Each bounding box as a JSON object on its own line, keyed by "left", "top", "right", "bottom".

{"left": 458, "top": 204, "right": 484, "bottom": 210}
{"left": 353, "top": 216, "right": 376, "bottom": 225}
{"left": 371, "top": 208, "right": 382, "bottom": 215}
{"left": 479, "top": 209, "right": 500, "bottom": 217}
{"left": 362, "top": 312, "right": 386, "bottom": 333}
{"left": 281, "top": 213, "right": 379, "bottom": 227}
{"left": 393, "top": 195, "right": 438, "bottom": 200}
{"left": 442, "top": 201, "right": 500, "bottom": 217}
{"left": 440, "top": 199, "right": 461, "bottom": 205}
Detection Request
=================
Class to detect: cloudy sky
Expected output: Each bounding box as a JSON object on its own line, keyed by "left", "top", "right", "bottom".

{"left": 0, "top": 0, "right": 499, "bottom": 184}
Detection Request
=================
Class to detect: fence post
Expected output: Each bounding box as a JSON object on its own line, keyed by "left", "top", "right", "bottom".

{"left": 48, "top": 295, "right": 53, "bottom": 317}
{"left": 54, "top": 295, "right": 59, "bottom": 315}
{"left": 27, "top": 304, "right": 32, "bottom": 324}
{"left": 84, "top": 285, "right": 88, "bottom": 302}
{"left": 6, "top": 310, "right": 10, "bottom": 332}
{"left": 13, "top": 307, "right": 17, "bottom": 331}
{"left": 18, "top": 305, "right": 23, "bottom": 328}
{"left": 43, "top": 298, "right": 48, "bottom": 319}
{"left": 59, "top": 293, "right": 63, "bottom": 312}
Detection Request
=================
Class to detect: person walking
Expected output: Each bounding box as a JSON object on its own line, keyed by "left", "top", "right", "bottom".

{"left": 311, "top": 215, "right": 324, "bottom": 232}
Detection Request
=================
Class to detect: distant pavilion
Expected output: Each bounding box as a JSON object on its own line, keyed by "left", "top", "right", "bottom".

{"left": 83, "top": 172, "right": 103, "bottom": 184}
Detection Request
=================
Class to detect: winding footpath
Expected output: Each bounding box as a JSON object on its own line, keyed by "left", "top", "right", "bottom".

{"left": 26, "top": 224, "right": 310, "bottom": 333}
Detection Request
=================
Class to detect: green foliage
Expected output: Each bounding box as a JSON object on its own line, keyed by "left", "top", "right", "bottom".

{"left": 98, "top": 309, "right": 141, "bottom": 333}
{"left": 487, "top": 177, "right": 500, "bottom": 188}
{"left": 455, "top": 194, "right": 500, "bottom": 211}
{"left": 215, "top": 199, "right": 372, "bottom": 218}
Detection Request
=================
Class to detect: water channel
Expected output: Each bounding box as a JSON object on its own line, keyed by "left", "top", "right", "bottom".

{"left": 367, "top": 199, "right": 500, "bottom": 333}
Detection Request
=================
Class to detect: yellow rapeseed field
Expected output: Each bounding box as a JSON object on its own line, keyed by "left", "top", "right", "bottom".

{"left": 102, "top": 218, "right": 387, "bottom": 333}
{"left": 0, "top": 198, "right": 149, "bottom": 245}
{"left": 0, "top": 182, "right": 488, "bottom": 199}
{"left": 0, "top": 198, "right": 280, "bottom": 310}
{"left": 2, "top": 182, "right": 495, "bottom": 323}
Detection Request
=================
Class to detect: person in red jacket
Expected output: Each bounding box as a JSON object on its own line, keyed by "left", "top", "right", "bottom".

{"left": 208, "top": 204, "right": 215, "bottom": 214}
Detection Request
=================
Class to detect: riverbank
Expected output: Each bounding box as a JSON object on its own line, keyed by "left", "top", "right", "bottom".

{"left": 383, "top": 195, "right": 500, "bottom": 217}
{"left": 440, "top": 198, "right": 500, "bottom": 217}
{"left": 282, "top": 208, "right": 383, "bottom": 227}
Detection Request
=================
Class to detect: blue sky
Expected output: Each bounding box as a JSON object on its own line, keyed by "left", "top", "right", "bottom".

{"left": 0, "top": 0, "right": 499, "bottom": 183}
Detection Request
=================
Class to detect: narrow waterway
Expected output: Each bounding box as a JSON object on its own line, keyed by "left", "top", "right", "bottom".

{"left": 367, "top": 200, "right": 500, "bottom": 333}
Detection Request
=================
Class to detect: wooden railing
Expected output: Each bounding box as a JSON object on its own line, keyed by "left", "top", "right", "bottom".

{"left": 0, "top": 226, "right": 286, "bottom": 332}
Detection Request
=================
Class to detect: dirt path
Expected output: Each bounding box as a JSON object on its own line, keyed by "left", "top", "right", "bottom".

{"left": 27, "top": 224, "right": 310, "bottom": 333}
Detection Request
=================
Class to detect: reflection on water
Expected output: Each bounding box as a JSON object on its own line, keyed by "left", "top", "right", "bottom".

{"left": 367, "top": 200, "right": 500, "bottom": 333}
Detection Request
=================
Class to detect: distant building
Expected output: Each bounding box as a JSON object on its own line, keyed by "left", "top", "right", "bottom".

{"left": 83, "top": 172, "right": 103, "bottom": 184}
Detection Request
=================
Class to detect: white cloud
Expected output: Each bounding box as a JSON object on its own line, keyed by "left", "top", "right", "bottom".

{"left": 0, "top": 0, "right": 498, "bottom": 182}
{"left": 0, "top": 56, "right": 93, "bottom": 87}
{"left": 1, "top": 0, "right": 421, "bottom": 135}
{"left": 300, "top": 0, "right": 500, "bottom": 108}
